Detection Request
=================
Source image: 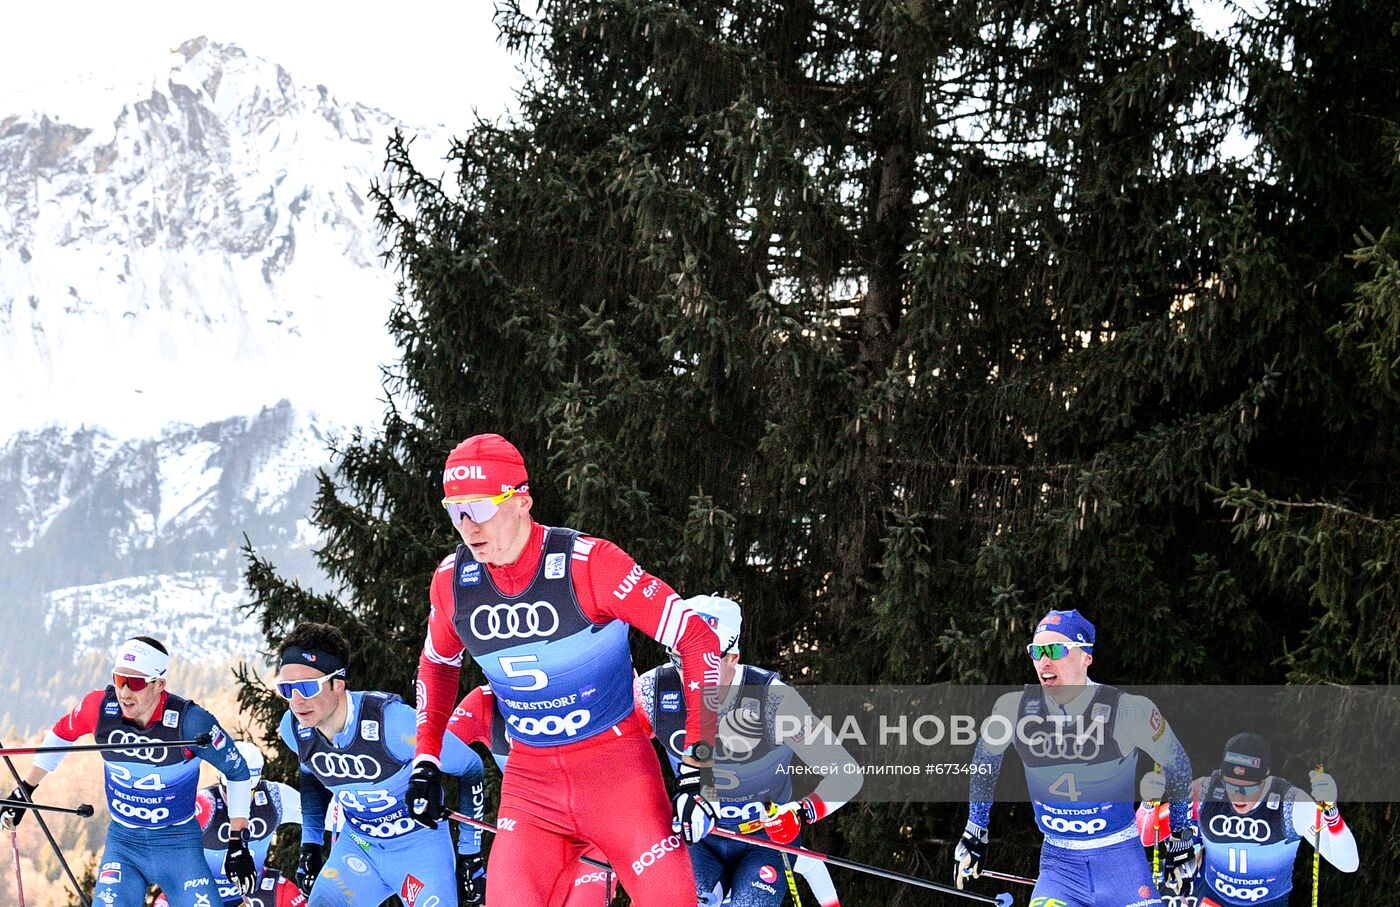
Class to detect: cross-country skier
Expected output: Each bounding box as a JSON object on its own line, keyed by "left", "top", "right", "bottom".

{"left": 0, "top": 636, "right": 256, "bottom": 907}
{"left": 191, "top": 741, "right": 302, "bottom": 905}
{"left": 635, "top": 595, "right": 859, "bottom": 907}
{"left": 447, "top": 683, "right": 609, "bottom": 906}
{"left": 413, "top": 433, "right": 722, "bottom": 907}
{"left": 954, "top": 609, "right": 1196, "bottom": 907}
{"left": 275, "top": 622, "right": 486, "bottom": 906}
{"left": 1135, "top": 732, "right": 1358, "bottom": 907}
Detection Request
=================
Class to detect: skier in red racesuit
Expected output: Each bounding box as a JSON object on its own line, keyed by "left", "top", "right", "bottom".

{"left": 409, "top": 433, "right": 721, "bottom": 907}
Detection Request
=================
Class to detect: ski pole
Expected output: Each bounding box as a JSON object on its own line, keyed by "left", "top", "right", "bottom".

{"left": 0, "top": 799, "right": 96, "bottom": 817}
{"left": 1311, "top": 762, "right": 1324, "bottom": 907}
{"left": 9, "top": 826, "right": 24, "bottom": 907}
{"left": 444, "top": 810, "right": 613, "bottom": 872}
{"left": 0, "top": 741, "right": 89, "bottom": 907}
{"left": 1152, "top": 761, "right": 1162, "bottom": 887}
{"left": 0, "top": 735, "right": 211, "bottom": 757}
{"left": 978, "top": 869, "right": 1035, "bottom": 887}
{"left": 781, "top": 850, "right": 804, "bottom": 906}
{"left": 710, "top": 828, "right": 1013, "bottom": 906}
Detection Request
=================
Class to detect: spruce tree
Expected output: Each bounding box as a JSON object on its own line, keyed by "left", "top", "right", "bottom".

{"left": 240, "top": 0, "right": 1399, "bottom": 900}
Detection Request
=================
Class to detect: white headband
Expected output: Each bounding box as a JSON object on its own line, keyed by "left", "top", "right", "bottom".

{"left": 114, "top": 639, "right": 169, "bottom": 678}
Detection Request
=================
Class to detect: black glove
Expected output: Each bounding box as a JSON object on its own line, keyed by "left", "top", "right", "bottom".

{"left": 1158, "top": 827, "right": 1200, "bottom": 895}
{"left": 0, "top": 780, "right": 38, "bottom": 829}
{"left": 406, "top": 760, "right": 445, "bottom": 829}
{"left": 670, "top": 761, "right": 719, "bottom": 844}
{"left": 456, "top": 852, "right": 486, "bottom": 906}
{"left": 224, "top": 827, "right": 257, "bottom": 897}
{"left": 295, "top": 843, "right": 324, "bottom": 896}
{"left": 954, "top": 822, "right": 988, "bottom": 890}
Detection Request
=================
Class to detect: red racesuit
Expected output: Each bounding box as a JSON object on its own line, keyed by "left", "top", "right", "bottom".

{"left": 418, "top": 520, "right": 719, "bottom": 907}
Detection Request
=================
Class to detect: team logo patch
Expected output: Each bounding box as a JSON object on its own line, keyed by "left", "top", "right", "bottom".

{"left": 255, "top": 791, "right": 268, "bottom": 806}
{"left": 660, "top": 692, "right": 681, "bottom": 712}
{"left": 296, "top": 724, "right": 312, "bottom": 739}
{"left": 1091, "top": 703, "right": 1111, "bottom": 725}
{"left": 545, "top": 553, "right": 566, "bottom": 579}
{"left": 98, "top": 863, "right": 122, "bottom": 884}
{"left": 262, "top": 877, "right": 276, "bottom": 890}
{"left": 1267, "top": 793, "right": 1281, "bottom": 810}
{"left": 346, "top": 856, "right": 369, "bottom": 873}
{"left": 580, "top": 684, "right": 598, "bottom": 703}
{"left": 104, "top": 701, "right": 120, "bottom": 716}
{"left": 460, "top": 562, "right": 482, "bottom": 586}
{"left": 1223, "top": 751, "right": 1261, "bottom": 768}
{"left": 1041, "top": 614, "right": 1061, "bottom": 624}
{"left": 361, "top": 720, "right": 380, "bottom": 741}
{"left": 401, "top": 873, "right": 426, "bottom": 906}
{"left": 163, "top": 709, "right": 179, "bottom": 728}
{"left": 758, "top": 865, "right": 778, "bottom": 884}
{"left": 1148, "top": 708, "right": 1166, "bottom": 741}
{"left": 210, "top": 727, "right": 226, "bottom": 749}
{"left": 1139, "top": 885, "right": 1151, "bottom": 898}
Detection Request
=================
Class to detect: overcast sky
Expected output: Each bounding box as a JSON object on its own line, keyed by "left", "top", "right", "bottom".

{"left": 0, "top": 0, "right": 523, "bottom": 127}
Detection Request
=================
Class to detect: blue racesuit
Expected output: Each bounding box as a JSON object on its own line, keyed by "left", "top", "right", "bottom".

{"left": 637, "top": 664, "right": 862, "bottom": 907}
{"left": 968, "top": 683, "right": 1193, "bottom": 907}
{"left": 1196, "top": 772, "right": 1358, "bottom": 907}
{"left": 32, "top": 686, "right": 252, "bottom": 907}
{"left": 197, "top": 779, "right": 301, "bottom": 905}
{"left": 280, "top": 689, "right": 484, "bottom": 907}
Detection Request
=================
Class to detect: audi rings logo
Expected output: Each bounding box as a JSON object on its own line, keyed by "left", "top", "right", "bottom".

{"left": 1208, "top": 815, "right": 1272, "bottom": 842}
{"left": 1039, "top": 815, "right": 1108, "bottom": 834}
{"left": 507, "top": 709, "right": 590, "bottom": 738}
{"left": 1025, "top": 733, "right": 1101, "bottom": 760}
{"left": 110, "top": 799, "right": 171, "bottom": 823}
{"left": 1213, "top": 882, "right": 1271, "bottom": 902}
{"left": 218, "top": 818, "right": 269, "bottom": 842}
{"left": 470, "top": 601, "right": 560, "bottom": 640}
{"left": 105, "top": 729, "right": 165, "bottom": 761}
{"left": 310, "top": 753, "right": 383, "bottom": 781}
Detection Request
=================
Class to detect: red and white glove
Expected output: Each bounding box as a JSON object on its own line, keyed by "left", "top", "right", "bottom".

{"left": 760, "top": 798, "right": 821, "bottom": 844}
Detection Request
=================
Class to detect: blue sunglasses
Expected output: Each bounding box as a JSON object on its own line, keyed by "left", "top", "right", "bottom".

{"left": 276, "top": 670, "right": 345, "bottom": 701}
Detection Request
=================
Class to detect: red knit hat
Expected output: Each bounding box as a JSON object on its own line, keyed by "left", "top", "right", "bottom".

{"left": 442, "top": 434, "right": 529, "bottom": 499}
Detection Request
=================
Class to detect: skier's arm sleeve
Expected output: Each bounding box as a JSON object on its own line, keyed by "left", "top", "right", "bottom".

{"left": 280, "top": 712, "right": 329, "bottom": 844}
{"left": 771, "top": 681, "right": 861, "bottom": 818}
{"left": 1289, "top": 788, "right": 1359, "bottom": 872}
{"left": 1118, "top": 693, "right": 1191, "bottom": 832}
{"left": 298, "top": 769, "right": 331, "bottom": 845}
{"left": 577, "top": 537, "right": 720, "bottom": 748}
{"left": 33, "top": 690, "right": 106, "bottom": 773}
{"left": 966, "top": 692, "right": 1017, "bottom": 830}
{"left": 633, "top": 670, "right": 657, "bottom": 738}
{"left": 417, "top": 557, "right": 466, "bottom": 766}
{"left": 274, "top": 781, "right": 302, "bottom": 827}
{"left": 187, "top": 706, "right": 251, "bottom": 819}
{"left": 452, "top": 748, "right": 486, "bottom": 855}
{"left": 446, "top": 686, "right": 492, "bottom": 748}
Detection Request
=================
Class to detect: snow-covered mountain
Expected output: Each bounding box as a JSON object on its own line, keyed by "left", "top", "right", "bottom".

{"left": 0, "top": 35, "right": 441, "bottom": 437}
{"left": 0, "top": 38, "right": 443, "bottom": 732}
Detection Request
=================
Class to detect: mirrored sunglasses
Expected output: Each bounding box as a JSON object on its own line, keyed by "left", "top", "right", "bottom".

{"left": 1224, "top": 780, "right": 1263, "bottom": 795}
{"left": 113, "top": 673, "right": 158, "bottom": 692}
{"left": 442, "top": 484, "right": 525, "bottom": 525}
{"left": 276, "top": 669, "right": 345, "bottom": 701}
{"left": 1026, "top": 641, "right": 1093, "bottom": 661}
